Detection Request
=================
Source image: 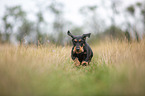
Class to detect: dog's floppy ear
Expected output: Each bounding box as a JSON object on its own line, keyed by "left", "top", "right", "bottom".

{"left": 82, "top": 33, "right": 91, "bottom": 39}
{"left": 67, "top": 30, "right": 74, "bottom": 38}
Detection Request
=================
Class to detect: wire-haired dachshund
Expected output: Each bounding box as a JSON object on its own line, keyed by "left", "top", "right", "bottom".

{"left": 67, "top": 30, "right": 93, "bottom": 66}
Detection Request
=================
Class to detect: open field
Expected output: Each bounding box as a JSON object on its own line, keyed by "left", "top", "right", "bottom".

{"left": 0, "top": 39, "right": 145, "bottom": 96}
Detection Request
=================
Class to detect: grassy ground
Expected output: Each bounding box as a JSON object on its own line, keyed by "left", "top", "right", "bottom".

{"left": 0, "top": 39, "right": 145, "bottom": 96}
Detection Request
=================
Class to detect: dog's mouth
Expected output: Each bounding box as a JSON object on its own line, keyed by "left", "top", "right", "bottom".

{"left": 73, "top": 46, "right": 84, "bottom": 54}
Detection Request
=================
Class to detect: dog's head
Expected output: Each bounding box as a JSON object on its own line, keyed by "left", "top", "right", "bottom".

{"left": 67, "top": 30, "right": 91, "bottom": 54}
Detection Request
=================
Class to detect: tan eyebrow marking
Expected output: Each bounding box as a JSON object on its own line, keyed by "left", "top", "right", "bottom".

{"left": 79, "top": 39, "right": 82, "bottom": 42}
{"left": 74, "top": 39, "right": 77, "bottom": 42}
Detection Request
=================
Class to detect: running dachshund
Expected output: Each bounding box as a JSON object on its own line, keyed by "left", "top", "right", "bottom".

{"left": 67, "top": 30, "right": 93, "bottom": 66}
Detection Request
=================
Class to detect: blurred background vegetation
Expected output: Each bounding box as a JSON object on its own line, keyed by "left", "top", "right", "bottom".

{"left": 0, "top": 0, "right": 145, "bottom": 46}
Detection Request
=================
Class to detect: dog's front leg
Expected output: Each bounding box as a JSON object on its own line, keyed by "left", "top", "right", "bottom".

{"left": 71, "top": 51, "right": 80, "bottom": 66}
{"left": 81, "top": 61, "right": 88, "bottom": 66}
{"left": 74, "top": 58, "right": 80, "bottom": 66}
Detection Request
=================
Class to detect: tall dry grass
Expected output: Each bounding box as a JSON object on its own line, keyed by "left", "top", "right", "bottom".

{"left": 0, "top": 39, "right": 145, "bottom": 96}
{"left": 92, "top": 39, "right": 145, "bottom": 95}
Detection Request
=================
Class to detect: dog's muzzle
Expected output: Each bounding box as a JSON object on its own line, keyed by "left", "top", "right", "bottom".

{"left": 73, "top": 46, "right": 84, "bottom": 54}
{"left": 76, "top": 47, "right": 80, "bottom": 52}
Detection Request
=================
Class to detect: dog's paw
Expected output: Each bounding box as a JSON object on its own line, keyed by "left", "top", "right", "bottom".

{"left": 74, "top": 58, "right": 80, "bottom": 66}
{"left": 81, "top": 61, "right": 88, "bottom": 66}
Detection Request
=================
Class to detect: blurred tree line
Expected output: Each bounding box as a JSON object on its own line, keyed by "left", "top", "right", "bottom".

{"left": 0, "top": 0, "right": 144, "bottom": 45}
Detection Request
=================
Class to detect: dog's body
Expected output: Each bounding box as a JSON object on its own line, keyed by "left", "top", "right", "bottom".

{"left": 67, "top": 31, "right": 93, "bottom": 66}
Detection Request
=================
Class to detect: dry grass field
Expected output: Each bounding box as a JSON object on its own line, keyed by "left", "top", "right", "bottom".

{"left": 0, "top": 39, "right": 145, "bottom": 96}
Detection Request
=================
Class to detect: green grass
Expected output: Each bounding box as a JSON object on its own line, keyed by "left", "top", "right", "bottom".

{"left": 0, "top": 40, "right": 145, "bottom": 96}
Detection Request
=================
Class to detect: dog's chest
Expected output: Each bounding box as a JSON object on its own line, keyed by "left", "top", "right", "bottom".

{"left": 76, "top": 53, "right": 87, "bottom": 62}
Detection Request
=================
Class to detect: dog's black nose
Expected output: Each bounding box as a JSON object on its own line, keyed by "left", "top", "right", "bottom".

{"left": 76, "top": 47, "right": 80, "bottom": 51}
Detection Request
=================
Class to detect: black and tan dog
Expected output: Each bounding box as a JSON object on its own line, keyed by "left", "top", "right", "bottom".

{"left": 67, "top": 30, "right": 93, "bottom": 66}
